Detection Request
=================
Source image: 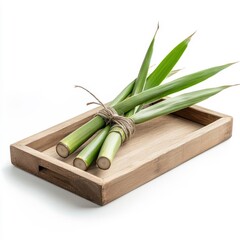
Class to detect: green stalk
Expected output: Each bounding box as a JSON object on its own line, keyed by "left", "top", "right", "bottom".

{"left": 97, "top": 85, "right": 235, "bottom": 169}
{"left": 96, "top": 127, "right": 125, "bottom": 170}
{"left": 73, "top": 125, "right": 110, "bottom": 170}
{"left": 56, "top": 116, "right": 105, "bottom": 158}
{"left": 126, "top": 24, "right": 158, "bottom": 116}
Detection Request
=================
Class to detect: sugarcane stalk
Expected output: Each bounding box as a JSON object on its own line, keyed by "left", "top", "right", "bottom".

{"left": 56, "top": 116, "right": 105, "bottom": 158}
{"left": 96, "top": 127, "right": 125, "bottom": 170}
{"left": 73, "top": 125, "right": 110, "bottom": 170}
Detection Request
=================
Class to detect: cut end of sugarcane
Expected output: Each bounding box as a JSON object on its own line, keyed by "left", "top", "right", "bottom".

{"left": 73, "top": 158, "right": 87, "bottom": 171}
{"left": 56, "top": 142, "right": 70, "bottom": 158}
{"left": 97, "top": 157, "right": 111, "bottom": 170}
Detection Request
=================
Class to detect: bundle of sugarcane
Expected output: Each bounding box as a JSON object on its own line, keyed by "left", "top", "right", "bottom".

{"left": 56, "top": 25, "right": 237, "bottom": 170}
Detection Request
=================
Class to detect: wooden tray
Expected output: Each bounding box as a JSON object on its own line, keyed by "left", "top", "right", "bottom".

{"left": 10, "top": 105, "right": 233, "bottom": 205}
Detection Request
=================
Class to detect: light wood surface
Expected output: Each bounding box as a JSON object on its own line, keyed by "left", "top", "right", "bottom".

{"left": 10, "top": 104, "right": 233, "bottom": 205}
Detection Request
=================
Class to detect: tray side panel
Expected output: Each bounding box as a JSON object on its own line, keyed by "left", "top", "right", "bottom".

{"left": 174, "top": 106, "right": 220, "bottom": 125}
{"left": 102, "top": 117, "right": 232, "bottom": 205}
{"left": 10, "top": 144, "right": 103, "bottom": 205}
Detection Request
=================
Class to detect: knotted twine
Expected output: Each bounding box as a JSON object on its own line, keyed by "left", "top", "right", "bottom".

{"left": 75, "top": 85, "right": 136, "bottom": 143}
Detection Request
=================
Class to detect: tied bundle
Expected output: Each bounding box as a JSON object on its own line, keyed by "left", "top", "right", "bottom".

{"left": 56, "top": 24, "right": 237, "bottom": 170}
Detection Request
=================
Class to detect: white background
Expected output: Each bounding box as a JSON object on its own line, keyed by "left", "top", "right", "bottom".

{"left": 1, "top": 0, "right": 240, "bottom": 239}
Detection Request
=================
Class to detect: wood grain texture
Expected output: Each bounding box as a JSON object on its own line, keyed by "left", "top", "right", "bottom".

{"left": 10, "top": 104, "right": 233, "bottom": 205}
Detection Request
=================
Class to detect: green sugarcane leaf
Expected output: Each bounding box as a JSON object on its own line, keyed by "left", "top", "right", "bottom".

{"left": 143, "top": 62, "right": 235, "bottom": 105}
{"left": 132, "top": 85, "right": 234, "bottom": 124}
{"left": 113, "top": 63, "right": 235, "bottom": 114}
{"left": 133, "top": 24, "right": 159, "bottom": 95}
{"left": 145, "top": 32, "right": 194, "bottom": 90}
{"left": 126, "top": 24, "right": 159, "bottom": 116}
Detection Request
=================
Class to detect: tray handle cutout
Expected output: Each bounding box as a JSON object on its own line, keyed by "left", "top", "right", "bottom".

{"left": 38, "top": 165, "right": 73, "bottom": 190}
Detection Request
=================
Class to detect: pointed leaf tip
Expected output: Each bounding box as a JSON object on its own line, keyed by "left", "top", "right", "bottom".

{"left": 228, "top": 61, "right": 239, "bottom": 66}
{"left": 153, "top": 22, "right": 160, "bottom": 38}
{"left": 220, "top": 61, "right": 238, "bottom": 69}
{"left": 230, "top": 83, "right": 240, "bottom": 87}
{"left": 185, "top": 31, "right": 197, "bottom": 43}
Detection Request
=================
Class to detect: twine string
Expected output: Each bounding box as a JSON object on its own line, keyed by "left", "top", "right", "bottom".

{"left": 75, "top": 85, "right": 135, "bottom": 142}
